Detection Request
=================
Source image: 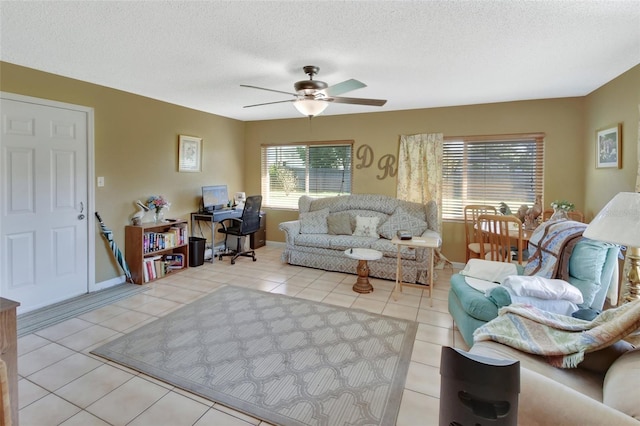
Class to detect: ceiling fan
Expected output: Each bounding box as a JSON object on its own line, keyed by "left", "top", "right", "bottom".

{"left": 241, "top": 65, "right": 387, "bottom": 117}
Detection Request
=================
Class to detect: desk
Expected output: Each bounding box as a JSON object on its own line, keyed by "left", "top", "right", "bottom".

{"left": 392, "top": 235, "right": 441, "bottom": 307}
{"left": 191, "top": 210, "right": 243, "bottom": 263}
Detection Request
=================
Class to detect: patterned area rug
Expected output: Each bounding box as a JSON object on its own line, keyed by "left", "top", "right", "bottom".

{"left": 18, "top": 283, "right": 148, "bottom": 337}
{"left": 92, "top": 285, "right": 417, "bottom": 426}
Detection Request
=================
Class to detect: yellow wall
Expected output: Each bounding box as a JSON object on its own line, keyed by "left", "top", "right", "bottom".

{"left": 1, "top": 62, "right": 245, "bottom": 283}
{"left": 584, "top": 65, "right": 640, "bottom": 215}
{"left": 245, "top": 98, "right": 588, "bottom": 262}
{"left": 2, "top": 61, "right": 638, "bottom": 282}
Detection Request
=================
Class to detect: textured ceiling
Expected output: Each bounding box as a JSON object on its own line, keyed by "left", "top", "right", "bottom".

{"left": 1, "top": 1, "right": 639, "bottom": 121}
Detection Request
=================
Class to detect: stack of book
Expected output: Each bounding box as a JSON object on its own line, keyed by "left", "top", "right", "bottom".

{"left": 142, "top": 253, "right": 186, "bottom": 283}
{"left": 142, "top": 223, "right": 188, "bottom": 253}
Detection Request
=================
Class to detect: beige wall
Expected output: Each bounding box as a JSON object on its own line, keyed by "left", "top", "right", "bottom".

{"left": 2, "top": 61, "right": 638, "bottom": 283}
{"left": 245, "top": 98, "right": 587, "bottom": 262}
{"left": 0, "top": 62, "right": 245, "bottom": 283}
{"left": 584, "top": 65, "right": 640, "bottom": 215}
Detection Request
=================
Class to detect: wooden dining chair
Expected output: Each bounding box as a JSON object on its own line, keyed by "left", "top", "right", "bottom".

{"left": 463, "top": 205, "right": 497, "bottom": 262}
{"left": 477, "top": 214, "right": 526, "bottom": 265}
{"left": 542, "top": 209, "right": 585, "bottom": 222}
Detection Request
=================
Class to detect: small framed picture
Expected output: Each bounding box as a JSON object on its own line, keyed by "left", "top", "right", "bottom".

{"left": 596, "top": 124, "right": 622, "bottom": 169}
{"left": 178, "top": 135, "right": 202, "bottom": 172}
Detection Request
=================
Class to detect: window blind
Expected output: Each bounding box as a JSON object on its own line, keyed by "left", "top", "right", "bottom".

{"left": 442, "top": 134, "right": 544, "bottom": 220}
{"left": 261, "top": 142, "right": 353, "bottom": 208}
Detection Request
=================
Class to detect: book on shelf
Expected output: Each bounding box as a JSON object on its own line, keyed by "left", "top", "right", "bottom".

{"left": 142, "top": 225, "right": 187, "bottom": 253}
{"left": 164, "top": 253, "right": 184, "bottom": 270}
{"left": 143, "top": 255, "right": 163, "bottom": 282}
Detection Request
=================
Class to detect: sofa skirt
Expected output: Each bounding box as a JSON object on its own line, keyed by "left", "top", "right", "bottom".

{"left": 282, "top": 246, "right": 429, "bottom": 284}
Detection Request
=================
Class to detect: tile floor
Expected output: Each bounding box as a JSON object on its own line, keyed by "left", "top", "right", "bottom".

{"left": 17, "top": 244, "right": 467, "bottom": 426}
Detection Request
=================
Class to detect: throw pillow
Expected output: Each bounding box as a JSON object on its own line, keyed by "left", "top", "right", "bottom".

{"left": 327, "top": 212, "right": 353, "bottom": 235}
{"left": 569, "top": 239, "right": 608, "bottom": 285}
{"left": 501, "top": 275, "right": 584, "bottom": 304}
{"left": 353, "top": 216, "right": 380, "bottom": 238}
{"left": 377, "top": 207, "right": 429, "bottom": 239}
{"left": 299, "top": 208, "right": 329, "bottom": 234}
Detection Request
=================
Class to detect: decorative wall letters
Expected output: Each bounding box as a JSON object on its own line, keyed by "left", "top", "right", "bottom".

{"left": 355, "top": 144, "right": 397, "bottom": 180}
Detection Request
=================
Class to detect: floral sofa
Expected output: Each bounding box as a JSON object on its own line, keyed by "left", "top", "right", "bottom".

{"left": 279, "top": 194, "right": 440, "bottom": 284}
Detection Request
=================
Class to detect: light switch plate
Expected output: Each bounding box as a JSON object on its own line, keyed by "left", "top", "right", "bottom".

{"left": 97, "top": 176, "right": 105, "bottom": 187}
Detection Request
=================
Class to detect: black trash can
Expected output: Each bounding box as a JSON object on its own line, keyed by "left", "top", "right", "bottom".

{"left": 189, "top": 237, "right": 206, "bottom": 267}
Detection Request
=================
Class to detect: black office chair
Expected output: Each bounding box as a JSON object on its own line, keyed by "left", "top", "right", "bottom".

{"left": 217, "top": 195, "right": 262, "bottom": 264}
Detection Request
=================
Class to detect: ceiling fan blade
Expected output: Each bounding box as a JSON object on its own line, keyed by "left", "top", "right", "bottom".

{"left": 323, "top": 79, "right": 366, "bottom": 97}
{"left": 243, "top": 99, "right": 296, "bottom": 108}
{"left": 240, "top": 84, "right": 298, "bottom": 97}
{"left": 327, "top": 96, "right": 387, "bottom": 107}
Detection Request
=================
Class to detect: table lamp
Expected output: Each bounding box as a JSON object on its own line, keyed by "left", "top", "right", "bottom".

{"left": 583, "top": 192, "right": 640, "bottom": 303}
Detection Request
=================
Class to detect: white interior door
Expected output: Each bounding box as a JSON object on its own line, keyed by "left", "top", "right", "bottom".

{"left": 1, "top": 95, "right": 91, "bottom": 313}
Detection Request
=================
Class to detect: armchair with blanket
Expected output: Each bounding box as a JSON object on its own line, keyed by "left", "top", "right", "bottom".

{"left": 448, "top": 220, "right": 620, "bottom": 346}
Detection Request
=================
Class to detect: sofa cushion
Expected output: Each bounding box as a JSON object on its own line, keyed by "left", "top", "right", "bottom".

{"left": 370, "top": 239, "right": 418, "bottom": 260}
{"left": 450, "top": 274, "right": 499, "bottom": 322}
{"left": 353, "top": 216, "right": 380, "bottom": 237}
{"left": 603, "top": 347, "right": 640, "bottom": 419}
{"left": 328, "top": 235, "right": 377, "bottom": 251}
{"left": 377, "top": 207, "right": 428, "bottom": 239}
{"left": 580, "top": 340, "right": 634, "bottom": 375}
{"left": 299, "top": 208, "right": 329, "bottom": 234}
{"left": 569, "top": 239, "right": 609, "bottom": 307}
{"left": 327, "top": 212, "right": 353, "bottom": 235}
{"left": 570, "top": 239, "right": 608, "bottom": 284}
{"left": 293, "top": 233, "right": 334, "bottom": 248}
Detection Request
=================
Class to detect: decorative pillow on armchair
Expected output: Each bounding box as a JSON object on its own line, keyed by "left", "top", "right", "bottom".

{"left": 299, "top": 208, "right": 329, "bottom": 234}
{"left": 377, "top": 207, "right": 428, "bottom": 239}
{"left": 353, "top": 216, "right": 380, "bottom": 237}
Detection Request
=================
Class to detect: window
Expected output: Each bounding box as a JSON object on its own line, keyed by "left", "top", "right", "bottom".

{"left": 442, "top": 134, "right": 544, "bottom": 220}
{"left": 261, "top": 141, "right": 353, "bottom": 208}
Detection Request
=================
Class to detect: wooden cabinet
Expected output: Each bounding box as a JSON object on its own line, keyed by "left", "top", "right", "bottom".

{"left": 0, "top": 298, "right": 19, "bottom": 426}
{"left": 125, "top": 220, "right": 189, "bottom": 284}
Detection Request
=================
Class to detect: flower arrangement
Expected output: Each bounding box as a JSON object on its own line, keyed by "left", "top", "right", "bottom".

{"left": 147, "top": 195, "right": 170, "bottom": 213}
{"left": 551, "top": 199, "right": 575, "bottom": 211}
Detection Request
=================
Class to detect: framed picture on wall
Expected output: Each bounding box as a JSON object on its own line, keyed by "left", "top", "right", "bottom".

{"left": 178, "top": 135, "right": 202, "bottom": 172}
{"left": 596, "top": 124, "right": 622, "bottom": 169}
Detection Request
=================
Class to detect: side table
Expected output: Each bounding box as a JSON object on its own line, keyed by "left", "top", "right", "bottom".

{"left": 392, "top": 235, "right": 441, "bottom": 306}
{"left": 344, "top": 248, "right": 383, "bottom": 294}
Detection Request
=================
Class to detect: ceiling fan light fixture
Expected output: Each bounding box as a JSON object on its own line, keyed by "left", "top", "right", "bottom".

{"left": 294, "top": 99, "right": 329, "bottom": 117}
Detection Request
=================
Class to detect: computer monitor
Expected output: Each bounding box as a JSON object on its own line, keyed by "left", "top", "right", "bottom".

{"left": 202, "top": 185, "right": 229, "bottom": 212}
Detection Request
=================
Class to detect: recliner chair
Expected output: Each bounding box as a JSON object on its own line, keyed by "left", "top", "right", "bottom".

{"left": 218, "top": 195, "right": 262, "bottom": 264}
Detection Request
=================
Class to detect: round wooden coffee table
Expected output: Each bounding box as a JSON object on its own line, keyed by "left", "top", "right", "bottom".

{"left": 344, "top": 248, "right": 383, "bottom": 294}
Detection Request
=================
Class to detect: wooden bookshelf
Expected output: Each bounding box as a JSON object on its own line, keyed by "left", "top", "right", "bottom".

{"left": 125, "top": 220, "right": 189, "bottom": 284}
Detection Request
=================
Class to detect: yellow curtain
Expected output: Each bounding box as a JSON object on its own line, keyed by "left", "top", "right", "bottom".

{"left": 397, "top": 132, "right": 448, "bottom": 267}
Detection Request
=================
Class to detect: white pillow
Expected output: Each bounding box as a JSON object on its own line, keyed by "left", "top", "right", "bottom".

{"left": 509, "top": 295, "right": 579, "bottom": 316}
{"left": 502, "top": 275, "right": 584, "bottom": 304}
{"left": 353, "top": 216, "right": 380, "bottom": 238}
{"left": 460, "top": 259, "right": 518, "bottom": 284}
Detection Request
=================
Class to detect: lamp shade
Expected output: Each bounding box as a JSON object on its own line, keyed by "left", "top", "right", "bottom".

{"left": 583, "top": 192, "right": 640, "bottom": 247}
{"left": 293, "top": 99, "right": 329, "bottom": 117}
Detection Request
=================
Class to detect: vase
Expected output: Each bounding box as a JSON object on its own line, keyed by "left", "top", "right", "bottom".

{"left": 549, "top": 207, "right": 569, "bottom": 221}
{"left": 154, "top": 208, "right": 164, "bottom": 223}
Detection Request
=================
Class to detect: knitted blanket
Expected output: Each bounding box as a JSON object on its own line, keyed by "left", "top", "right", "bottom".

{"left": 524, "top": 220, "right": 587, "bottom": 279}
{"left": 473, "top": 299, "right": 640, "bottom": 368}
